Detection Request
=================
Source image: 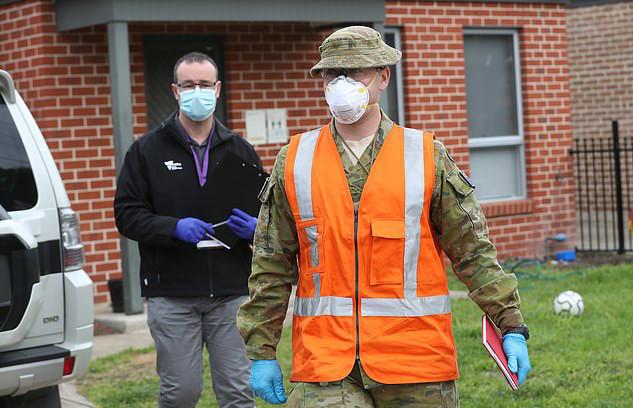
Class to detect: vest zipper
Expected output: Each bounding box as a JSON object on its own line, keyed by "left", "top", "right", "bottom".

{"left": 354, "top": 210, "right": 360, "bottom": 360}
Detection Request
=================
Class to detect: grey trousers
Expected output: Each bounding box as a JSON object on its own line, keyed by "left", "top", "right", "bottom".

{"left": 147, "top": 296, "right": 254, "bottom": 408}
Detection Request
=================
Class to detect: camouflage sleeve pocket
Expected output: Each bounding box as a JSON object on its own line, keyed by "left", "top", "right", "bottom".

{"left": 257, "top": 176, "right": 275, "bottom": 203}
{"left": 446, "top": 171, "right": 487, "bottom": 238}
{"left": 446, "top": 171, "right": 475, "bottom": 197}
{"left": 254, "top": 176, "right": 276, "bottom": 249}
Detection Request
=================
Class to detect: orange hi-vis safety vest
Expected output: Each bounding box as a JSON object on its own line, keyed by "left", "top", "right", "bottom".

{"left": 285, "top": 124, "right": 458, "bottom": 384}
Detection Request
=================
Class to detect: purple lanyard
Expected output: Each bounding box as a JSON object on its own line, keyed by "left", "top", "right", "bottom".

{"left": 189, "top": 137, "right": 212, "bottom": 187}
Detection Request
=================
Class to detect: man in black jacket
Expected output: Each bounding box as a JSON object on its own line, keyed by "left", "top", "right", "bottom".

{"left": 114, "top": 52, "right": 259, "bottom": 408}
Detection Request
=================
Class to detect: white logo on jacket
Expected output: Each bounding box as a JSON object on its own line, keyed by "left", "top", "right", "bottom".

{"left": 164, "top": 160, "right": 183, "bottom": 171}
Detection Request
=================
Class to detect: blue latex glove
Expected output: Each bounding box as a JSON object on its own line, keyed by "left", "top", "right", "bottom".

{"left": 250, "top": 360, "right": 287, "bottom": 404}
{"left": 503, "top": 333, "right": 532, "bottom": 385}
{"left": 172, "top": 217, "right": 214, "bottom": 244}
{"left": 227, "top": 208, "right": 257, "bottom": 241}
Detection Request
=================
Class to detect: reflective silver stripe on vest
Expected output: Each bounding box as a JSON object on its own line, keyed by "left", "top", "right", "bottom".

{"left": 294, "top": 129, "right": 320, "bottom": 267}
{"left": 361, "top": 294, "right": 450, "bottom": 317}
{"left": 294, "top": 129, "right": 320, "bottom": 221}
{"left": 305, "top": 224, "right": 319, "bottom": 268}
{"left": 361, "top": 128, "right": 450, "bottom": 317}
{"left": 293, "top": 129, "right": 353, "bottom": 317}
{"left": 294, "top": 295, "right": 354, "bottom": 317}
{"left": 403, "top": 127, "right": 425, "bottom": 297}
{"left": 294, "top": 274, "right": 354, "bottom": 316}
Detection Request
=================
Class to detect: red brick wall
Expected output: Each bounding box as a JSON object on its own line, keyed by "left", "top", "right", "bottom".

{"left": 568, "top": 1, "right": 633, "bottom": 141}
{"left": 128, "top": 23, "right": 330, "bottom": 169}
{"left": 567, "top": 2, "right": 633, "bottom": 244}
{"left": 0, "top": 1, "right": 118, "bottom": 304}
{"left": 386, "top": 1, "right": 576, "bottom": 256}
{"left": 0, "top": 0, "right": 575, "bottom": 304}
{"left": 0, "top": 0, "right": 331, "bottom": 304}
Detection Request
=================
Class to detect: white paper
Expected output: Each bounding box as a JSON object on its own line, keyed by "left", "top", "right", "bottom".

{"left": 196, "top": 239, "right": 230, "bottom": 250}
{"left": 266, "top": 109, "right": 288, "bottom": 144}
{"left": 196, "top": 240, "right": 223, "bottom": 249}
{"left": 245, "top": 110, "right": 267, "bottom": 145}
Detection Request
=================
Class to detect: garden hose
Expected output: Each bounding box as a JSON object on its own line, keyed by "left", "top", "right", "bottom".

{"left": 501, "top": 258, "right": 586, "bottom": 290}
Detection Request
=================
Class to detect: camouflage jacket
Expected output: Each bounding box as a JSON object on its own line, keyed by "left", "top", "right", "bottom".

{"left": 237, "top": 113, "right": 524, "bottom": 369}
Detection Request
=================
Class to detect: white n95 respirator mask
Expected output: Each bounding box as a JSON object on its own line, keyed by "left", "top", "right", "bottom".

{"left": 325, "top": 75, "right": 377, "bottom": 124}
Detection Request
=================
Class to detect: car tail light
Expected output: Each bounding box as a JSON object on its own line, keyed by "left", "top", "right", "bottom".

{"left": 63, "top": 356, "right": 76, "bottom": 376}
{"left": 60, "top": 208, "right": 85, "bottom": 271}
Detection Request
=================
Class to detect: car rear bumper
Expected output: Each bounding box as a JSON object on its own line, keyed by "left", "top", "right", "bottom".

{"left": 0, "top": 268, "right": 94, "bottom": 397}
{"left": 0, "top": 332, "right": 91, "bottom": 397}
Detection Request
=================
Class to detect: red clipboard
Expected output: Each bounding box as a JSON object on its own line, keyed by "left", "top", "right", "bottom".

{"left": 482, "top": 314, "right": 519, "bottom": 390}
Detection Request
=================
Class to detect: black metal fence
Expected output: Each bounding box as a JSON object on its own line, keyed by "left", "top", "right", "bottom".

{"left": 570, "top": 121, "right": 633, "bottom": 254}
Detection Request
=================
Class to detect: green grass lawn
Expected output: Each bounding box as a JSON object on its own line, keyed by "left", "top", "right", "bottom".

{"left": 79, "top": 263, "right": 633, "bottom": 407}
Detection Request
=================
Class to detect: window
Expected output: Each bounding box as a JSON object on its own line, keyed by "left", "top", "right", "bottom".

{"left": 0, "top": 96, "right": 37, "bottom": 211}
{"left": 464, "top": 29, "right": 526, "bottom": 201}
{"left": 381, "top": 27, "right": 405, "bottom": 125}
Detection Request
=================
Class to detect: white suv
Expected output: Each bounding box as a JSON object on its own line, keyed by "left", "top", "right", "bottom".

{"left": 0, "top": 70, "right": 93, "bottom": 407}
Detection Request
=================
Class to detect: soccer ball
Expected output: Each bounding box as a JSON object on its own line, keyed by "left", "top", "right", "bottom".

{"left": 553, "top": 290, "right": 584, "bottom": 316}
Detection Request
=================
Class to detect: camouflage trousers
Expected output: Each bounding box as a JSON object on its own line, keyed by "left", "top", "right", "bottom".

{"left": 287, "top": 362, "right": 459, "bottom": 408}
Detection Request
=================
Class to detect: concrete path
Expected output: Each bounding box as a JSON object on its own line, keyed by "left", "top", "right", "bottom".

{"left": 59, "top": 382, "right": 96, "bottom": 408}
{"left": 90, "top": 328, "right": 154, "bottom": 359}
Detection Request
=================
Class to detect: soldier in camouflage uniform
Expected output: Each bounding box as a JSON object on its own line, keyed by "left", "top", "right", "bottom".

{"left": 237, "top": 26, "right": 531, "bottom": 407}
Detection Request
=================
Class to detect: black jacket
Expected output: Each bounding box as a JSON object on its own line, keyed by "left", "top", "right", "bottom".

{"left": 114, "top": 113, "right": 262, "bottom": 297}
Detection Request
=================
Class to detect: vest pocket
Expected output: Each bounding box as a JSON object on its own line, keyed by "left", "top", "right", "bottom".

{"left": 370, "top": 218, "right": 405, "bottom": 285}
{"left": 297, "top": 218, "right": 325, "bottom": 274}
{"left": 417, "top": 237, "right": 447, "bottom": 290}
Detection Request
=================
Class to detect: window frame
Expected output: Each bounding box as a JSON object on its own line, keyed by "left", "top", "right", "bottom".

{"left": 382, "top": 26, "right": 406, "bottom": 126}
{"left": 463, "top": 28, "right": 527, "bottom": 202}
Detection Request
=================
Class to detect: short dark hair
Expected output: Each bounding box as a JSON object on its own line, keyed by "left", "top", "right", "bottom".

{"left": 173, "top": 52, "right": 219, "bottom": 84}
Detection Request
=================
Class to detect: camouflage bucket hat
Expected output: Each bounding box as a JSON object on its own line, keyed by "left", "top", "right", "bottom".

{"left": 310, "top": 26, "right": 402, "bottom": 76}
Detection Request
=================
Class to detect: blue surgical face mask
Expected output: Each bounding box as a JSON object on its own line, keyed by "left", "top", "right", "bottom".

{"left": 178, "top": 86, "right": 217, "bottom": 122}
